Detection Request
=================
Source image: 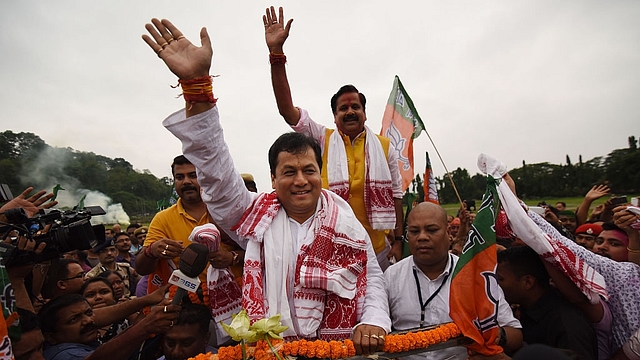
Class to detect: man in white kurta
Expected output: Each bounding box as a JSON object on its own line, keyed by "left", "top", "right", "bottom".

{"left": 164, "top": 104, "right": 390, "bottom": 349}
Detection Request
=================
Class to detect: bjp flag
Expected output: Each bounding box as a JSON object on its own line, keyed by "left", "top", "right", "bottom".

{"left": 449, "top": 175, "right": 502, "bottom": 355}
{"left": 380, "top": 76, "right": 425, "bottom": 191}
{"left": 423, "top": 152, "right": 439, "bottom": 204}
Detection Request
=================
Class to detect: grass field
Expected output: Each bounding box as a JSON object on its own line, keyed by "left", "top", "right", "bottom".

{"left": 440, "top": 195, "right": 640, "bottom": 216}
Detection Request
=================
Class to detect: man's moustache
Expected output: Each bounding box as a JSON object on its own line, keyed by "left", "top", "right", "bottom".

{"left": 81, "top": 323, "right": 97, "bottom": 334}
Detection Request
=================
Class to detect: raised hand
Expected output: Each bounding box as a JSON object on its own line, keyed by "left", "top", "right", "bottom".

{"left": 0, "top": 187, "right": 57, "bottom": 219}
{"left": 585, "top": 184, "right": 610, "bottom": 202}
{"left": 263, "top": 6, "right": 294, "bottom": 53}
{"left": 142, "top": 19, "right": 212, "bottom": 80}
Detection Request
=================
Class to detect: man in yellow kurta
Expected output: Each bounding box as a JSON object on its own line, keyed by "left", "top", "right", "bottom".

{"left": 264, "top": 6, "right": 404, "bottom": 268}
{"left": 136, "top": 155, "right": 244, "bottom": 285}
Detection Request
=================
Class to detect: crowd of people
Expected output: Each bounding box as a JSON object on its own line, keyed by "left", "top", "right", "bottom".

{"left": 0, "top": 5, "right": 639, "bottom": 360}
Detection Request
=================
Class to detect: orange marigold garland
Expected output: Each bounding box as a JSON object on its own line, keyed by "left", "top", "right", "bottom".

{"left": 383, "top": 323, "right": 461, "bottom": 354}
{"left": 196, "top": 323, "right": 460, "bottom": 360}
{"left": 189, "top": 353, "right": 214, "bottom": 360}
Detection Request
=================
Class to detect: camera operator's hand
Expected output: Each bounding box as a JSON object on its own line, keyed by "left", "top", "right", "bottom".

{"left": 6, "top": 262, "right": 36, "bottom": 281}
{"left": 17, "top": 235, "right": 46, "bottom": 254}
{"left": 3, "top": 233, "right": 47, "bottom": 254}
{"left": 0, "top": 187, "right": 58, "bottom": 221}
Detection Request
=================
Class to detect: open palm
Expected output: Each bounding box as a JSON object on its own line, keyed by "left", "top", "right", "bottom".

{"left": 263, "top": 6, "right": 293, "bottom": 52}
{"left": 142, "top": 19, "right": 212, "bottom": 79}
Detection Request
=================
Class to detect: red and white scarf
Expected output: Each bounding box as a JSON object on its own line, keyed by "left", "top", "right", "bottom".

{"left": 478, "top": 154, "right": 608, "bottom": 303}
{"left": 232, "top": 190, "right": 368, "bottom": 340}
{"left": 327, "top": 126, "right": 395, "bottom": 230}
{"left": 189, "top": 224, "right": 243, "bottom": 345}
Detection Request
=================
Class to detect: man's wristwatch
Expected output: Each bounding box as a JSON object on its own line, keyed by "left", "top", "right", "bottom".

{"left": 231, "top": 251, "right": 240, "bottom": 266}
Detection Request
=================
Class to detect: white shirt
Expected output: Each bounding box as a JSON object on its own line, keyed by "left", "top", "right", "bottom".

{"left": 384, "top": 254, "right": 520, "bottom": 360}
{"left": 163, "top": 106, "right": 391, "bottom": 334}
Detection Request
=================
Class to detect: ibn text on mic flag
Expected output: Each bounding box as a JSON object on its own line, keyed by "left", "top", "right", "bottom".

{"left": 449, "top": 175, "right": 503, "bottom": 355}
{"left": 380, "top": 75, "right": 425, "bottom": 192}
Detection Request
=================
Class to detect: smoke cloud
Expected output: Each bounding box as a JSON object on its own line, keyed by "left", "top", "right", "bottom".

{"left": 18, "top": 146, "right": 131, "bottom": 225}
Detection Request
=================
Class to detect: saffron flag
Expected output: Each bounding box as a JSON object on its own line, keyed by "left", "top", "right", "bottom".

{"left": 423, "top": 152, "right": 439, "bottom": 204}
{"left": 380, "top": 76, "right": 425, "bottom": 191}
{"left": 449, "top": 175, "right": 502, "bottom": 355}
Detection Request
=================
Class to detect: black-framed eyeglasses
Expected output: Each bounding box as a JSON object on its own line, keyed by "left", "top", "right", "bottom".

{"left": 61, "top": 272, "right": 85, "bottom": 281}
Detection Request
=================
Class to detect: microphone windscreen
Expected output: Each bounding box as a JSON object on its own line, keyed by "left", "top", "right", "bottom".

{"left": 189, "top": 224, "right": 220, "bottom": 253}
{"left": 178, "top": 243, "right": 209, "bottom": 278}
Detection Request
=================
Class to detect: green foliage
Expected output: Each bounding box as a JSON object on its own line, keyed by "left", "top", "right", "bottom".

{"left": 0, "top": 130, "right": 171, "bottom": 217}
{"left": 435, "top": 167, "right": 484, "bottom": 204}
{"left": 3, "top": 130, "right": 638, "bottom": 218}
{"left": 411, "top": 135, "right": 638, "bottom": 204}
{"left": 604, "top": 146, "right": 640, "bottom": 194}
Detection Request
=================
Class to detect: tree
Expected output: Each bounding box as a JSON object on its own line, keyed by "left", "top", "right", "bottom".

{"left": 629, "top": 136, "right": 637, "bottom": 150}
{"left": 436, "top": 168, "right": 479, "bottom": 204}
{"left": 604, "top": 147, "right": 640, "bottom": 194}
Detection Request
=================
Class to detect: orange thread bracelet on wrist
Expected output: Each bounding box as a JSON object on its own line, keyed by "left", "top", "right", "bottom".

{"left": 269, "top": 52, "right": 287, "bottom": 66}
{"left": 173, "top": 76, "right": 217, "bottom": 109}
{"left": 628, "top": 247, "right": 640, "bottom": 253}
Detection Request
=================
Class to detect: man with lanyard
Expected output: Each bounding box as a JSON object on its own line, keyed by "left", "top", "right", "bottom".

{"left": 384, "top": 202, "right": 522, "bottom": 359}
{"left": 142, "top": 17, "right": 389, "bottom": 355}
{"left": 263, "top": 6, "right": 404, "bottom": 269}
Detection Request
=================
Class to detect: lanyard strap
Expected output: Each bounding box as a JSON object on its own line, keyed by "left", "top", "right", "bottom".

{"left": 413, "top": 254, "right": 453, "bottom": 327}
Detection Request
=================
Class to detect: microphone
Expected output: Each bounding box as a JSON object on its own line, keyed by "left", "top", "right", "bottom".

{"left": 188, "top": 224, "right": 220, "bottom": 253}
{"left": 168, "top": 243, "right": 209, "bottom": 305}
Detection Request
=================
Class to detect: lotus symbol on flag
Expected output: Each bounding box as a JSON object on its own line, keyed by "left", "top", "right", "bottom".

{"left": 385, "top": 122, "right": 411, "bottom": 171}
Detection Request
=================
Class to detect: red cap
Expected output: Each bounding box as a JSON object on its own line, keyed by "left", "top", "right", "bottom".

{"left": 575, "top": 223, "right": 603, "bottom": 236}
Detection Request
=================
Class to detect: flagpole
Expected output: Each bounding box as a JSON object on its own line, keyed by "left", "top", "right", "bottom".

{"left": 423, "top": 129, "right": 464, "bottom": 207}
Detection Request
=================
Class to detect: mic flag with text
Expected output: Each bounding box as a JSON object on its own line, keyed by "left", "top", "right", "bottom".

{"left": 380, "top": 75, "right": 425, "bottom": 192}
{"left": 449, "top": 175, "right": 502, "bottom": 355}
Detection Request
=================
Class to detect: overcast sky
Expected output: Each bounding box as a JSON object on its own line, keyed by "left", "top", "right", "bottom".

{"left": 2, "top": 0, "right": 639, "bottom": 194}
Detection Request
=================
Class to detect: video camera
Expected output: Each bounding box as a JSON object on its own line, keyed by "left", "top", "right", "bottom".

{"left": 0, "top": 206, "right": 106, "bottom": 266}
